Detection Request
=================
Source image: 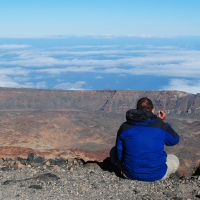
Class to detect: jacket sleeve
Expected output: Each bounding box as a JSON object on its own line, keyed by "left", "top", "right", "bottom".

{"left": 115, "top": 122, "right": 131, "bottom": 161}
{"left": 116, "top": 133, "right": 124, "bottom": 161}
{"left": 164, "top": 122, "right": 180, "bottom": 146}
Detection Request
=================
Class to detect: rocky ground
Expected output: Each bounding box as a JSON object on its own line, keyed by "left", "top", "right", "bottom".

{"left": 0, "top": 154, "right": 199, "bottom": 200}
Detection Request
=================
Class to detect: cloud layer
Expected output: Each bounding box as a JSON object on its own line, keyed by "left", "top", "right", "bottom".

{"left": 0, "top": 37, "right": 199, "bottom": 93}
{"left": 161, "top": 79, "right": 200, "bottom": 94}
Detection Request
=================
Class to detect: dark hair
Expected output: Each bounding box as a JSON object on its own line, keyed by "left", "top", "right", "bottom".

{"left": 136, "top": 97, "right": 154, "bottom": 111}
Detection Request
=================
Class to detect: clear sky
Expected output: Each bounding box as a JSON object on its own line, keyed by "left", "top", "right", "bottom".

{"left": 1, "top": 0, "right": 200, "bottom": 37}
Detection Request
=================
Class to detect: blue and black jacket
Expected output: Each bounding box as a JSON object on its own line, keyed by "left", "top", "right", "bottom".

{"left": 116, "top": 109, "right": 180, "bottom": 182}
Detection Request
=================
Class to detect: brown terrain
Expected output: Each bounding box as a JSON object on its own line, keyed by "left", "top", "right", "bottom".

{"left": 0, "top": 88, "right": 199, "bottom": 175}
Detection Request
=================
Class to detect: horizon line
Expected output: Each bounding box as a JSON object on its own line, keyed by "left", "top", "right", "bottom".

{"left": 1, "top": 34, "right": 200, "bottom": 39}
{"left": 0, "top": 86, "right": 196, "bottom": 95}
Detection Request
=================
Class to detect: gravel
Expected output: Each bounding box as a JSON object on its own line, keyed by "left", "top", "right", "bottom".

{"left": 0, "top": 156, "right": 199, "bottom": 200}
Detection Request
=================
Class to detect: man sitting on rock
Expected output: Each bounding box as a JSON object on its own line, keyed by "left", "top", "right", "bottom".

{"left": 110, "top": 97, "right": 180, "bottom": 182}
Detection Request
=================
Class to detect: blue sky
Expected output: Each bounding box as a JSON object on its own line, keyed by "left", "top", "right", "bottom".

{"left": 1, "top": 0, "right": 200, "bottom": 37}
{"left": 0, "top": 1, "right": 200, "bottom": 94}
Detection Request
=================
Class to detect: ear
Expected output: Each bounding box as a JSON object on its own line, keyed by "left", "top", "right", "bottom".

{"left": 152, "top": 108, "right": 155, "bottom": 114}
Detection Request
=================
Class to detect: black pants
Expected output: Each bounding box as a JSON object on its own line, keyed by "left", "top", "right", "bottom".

{"left": 110, "top": 146, "right": 124, "bottom": 172}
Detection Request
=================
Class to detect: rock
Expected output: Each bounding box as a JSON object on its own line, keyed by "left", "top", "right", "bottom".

{"left": 169, "top": 172, "right": 180, "bottom": 180}
{"left": 54, "top": 158, "right": 67, "bottom": 167}
{"left": 76, "top": 159, "right": 84, "bottom": 165}
{"left": 81, "top": 185, "right": 89, "bottom": 192}
{"left": 27, "top": 153, "right": 38, "bottom": 161}
{"left": 34, "top": 173, "right": 60, "bottom": 182}
{"left": 48, "top": 159, "right": 56, "bottom": 165}
{"left": 3, "top": 160, "right": 15, "bottom": 167}
{"left": 69, "top": 167, "right": 73, "bottom": 171}
{"left": 16, "top": 157, "right": 27, "bottom": 165}
{"left": 45, "top": 160, "right": 51, "bottom": 166}
{"left": 2, "top": 180, "right": 16, "bottom": 185}
{"left": 16, "top": 161, "right": 25, "bottom": 169}
{"left": 1, "top": 166, "right": 11, "bottom": 171}
{"left": 0, "top": 153, "right": 200, "bottom": 199}
{"left": 27, "top": 153, "right": 45, "bottom": 164}
{"left": 73, "top": 159, "right": 78, "bottom": 165}
{"left": 0, "top": 158, "right": 4, "bottom": 166}
{"left": 32, "top": 156, "right": 45, "bottom": 164}
{"left": 67, "top": 158, "right": 74, "bottom": 164}
{"left": 83, "top": 162, "right": 101, "bottom": 170}
{"left": 52, "top": 165, "right": 60, "bottom": 171}
{"left": 29, "top": 185, "right": 43, "bottom": 190}
{"left": 29, "top": 173, "right": 34, "bottom": 178}
{"left": 30, "top": 162, "right": 43, "bottom": 168}
{"left": 5, "top": 158, "right": 12, "bottom": 162}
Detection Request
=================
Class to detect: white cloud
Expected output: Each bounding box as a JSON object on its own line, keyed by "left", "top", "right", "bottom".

{"left": 53, "top": 81, "right": 87, "bottom": 90}
{"left": 95, "top": 76, "right": 103, "bottom": 79}
{"left": 1, "top": 44, "right": 200, "bottom": 78}
{"left": 0, "top": 67, "right": 28, "bottom": 75}
{"left": 0, "top": 75, "right": 47, "bottom": 89}
{"left": 161, "top": 79, "right": 200, "bottom": 94}
{"left": 0, "top": 75, "right": 22, "bottom": 88}
{"left": 32, "top": 82, "right": 47, "bottom": 89}
{"left": 0, "top": 44, "right": 29, "bottom": 49}
{"left": 37, "top": 66, "right": 95, "bottom": 74}
{"left": 0, "top": 56, "right": 59, "bottom": 67}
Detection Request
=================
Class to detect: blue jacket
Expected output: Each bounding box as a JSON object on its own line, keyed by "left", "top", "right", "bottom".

{"left": 116, "top": 109, "right": 180, "bottom": 182}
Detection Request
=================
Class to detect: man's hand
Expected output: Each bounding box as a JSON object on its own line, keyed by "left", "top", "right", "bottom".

{"left": 157, "top": 110, "right": 166, "bottom": 123}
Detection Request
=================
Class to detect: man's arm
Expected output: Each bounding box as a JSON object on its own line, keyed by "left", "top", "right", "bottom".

{"left": 164, "top": 123, "right": 180, "bottom": 146}
{"left": 116, "top": 136, "right": 124, "bottom": 161}
{"left": 158, "top": 110, "right": 180, "bottom": 146}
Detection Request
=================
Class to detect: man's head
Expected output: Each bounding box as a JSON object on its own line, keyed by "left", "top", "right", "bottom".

{"left": 136, "top": 97, "right": 155, "bottom": 113}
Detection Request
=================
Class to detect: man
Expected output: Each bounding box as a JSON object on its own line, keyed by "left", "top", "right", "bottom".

{"left": 110, "top": 97, "right": 180, "bottom": 182}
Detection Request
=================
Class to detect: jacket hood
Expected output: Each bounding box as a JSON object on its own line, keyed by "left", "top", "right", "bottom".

{"left": 126, "top": 109, "right": 157, "bottom": 123}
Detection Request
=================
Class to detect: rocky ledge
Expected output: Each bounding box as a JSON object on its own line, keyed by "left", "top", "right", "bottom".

{"left": 0, "top": 153, "right": 200, "bottom": 200}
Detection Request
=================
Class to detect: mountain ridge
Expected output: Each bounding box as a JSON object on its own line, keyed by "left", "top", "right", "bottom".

{"left": 0, "top": 87, "right": 199, "bottom": 118}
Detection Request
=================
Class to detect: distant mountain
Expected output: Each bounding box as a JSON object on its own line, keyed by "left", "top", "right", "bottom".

{"left": 0, "top": 87, "right": 199, "bottom": 118}
{"left": 0, "top": 88, "right": 199, "bottom": 175}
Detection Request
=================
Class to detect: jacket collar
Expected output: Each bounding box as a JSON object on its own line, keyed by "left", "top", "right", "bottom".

{"left": 126, "top": 109, "right": 157, "bottom": 124}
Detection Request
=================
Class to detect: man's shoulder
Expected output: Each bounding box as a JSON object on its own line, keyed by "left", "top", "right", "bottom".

{"left": 118, "top": 118, "right": 160, "bottom": 135}
{"left": 119, "top": 121, "right": 134, "bottom": 133}
{"left": 117, "top": 122, "right": 135, "bottom": 139}
{"left": 147, "top": 118, "right": 179, "bottom": 138}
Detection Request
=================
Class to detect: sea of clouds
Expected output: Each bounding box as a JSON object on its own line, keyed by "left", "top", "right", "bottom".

{"left": 0, "top": 37, "right": 199, "bottom": 94}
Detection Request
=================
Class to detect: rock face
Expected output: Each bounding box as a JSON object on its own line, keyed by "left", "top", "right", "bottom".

{"left": 0, "top": 88, "right": 199, "bottom": 119}
{"left": 0, "top": 88, "right": 199, "bottom": 175}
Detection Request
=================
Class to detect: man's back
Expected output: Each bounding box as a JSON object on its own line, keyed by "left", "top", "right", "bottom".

{"left": 116, "top": 109, "right": 180, "bottom": 181}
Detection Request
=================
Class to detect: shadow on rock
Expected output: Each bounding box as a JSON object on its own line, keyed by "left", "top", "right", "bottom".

{"left": 84, "top": 157, "right": 125, "bottom": 178}
{"left": 2, "top": 173, "right": 60, "bottom": 186}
